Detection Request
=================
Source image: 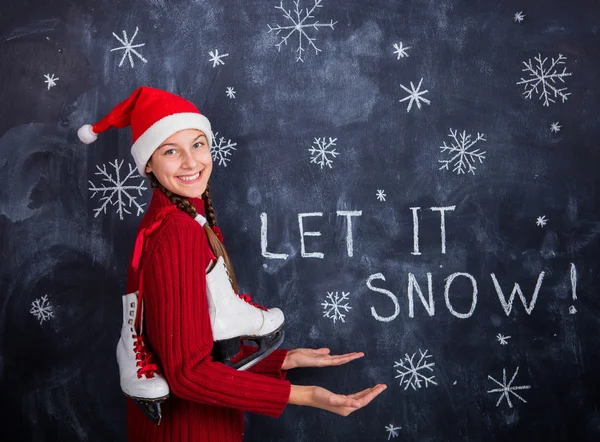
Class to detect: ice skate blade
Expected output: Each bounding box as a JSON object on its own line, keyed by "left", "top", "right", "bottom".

{"left": 126, "top": 395, "right": 167, "bottom": 425}
{"left": 235, "top": 330, "right": 285, "bottom": 371}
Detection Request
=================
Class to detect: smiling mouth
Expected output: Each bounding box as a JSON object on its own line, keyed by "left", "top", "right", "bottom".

{"left": 177, "top": 170, "right": 202, "bottom": 182}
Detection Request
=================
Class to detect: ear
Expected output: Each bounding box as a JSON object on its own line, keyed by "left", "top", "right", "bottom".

{"left": 145, "top": 163, "right": 152, "bottom": 174}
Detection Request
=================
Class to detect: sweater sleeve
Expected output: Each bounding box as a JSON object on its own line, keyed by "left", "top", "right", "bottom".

{"left": 140, "top": 216, "right": 291, "bottom": 417}
{"left": 236, "top": 346, "right": 288, "bottom": 380}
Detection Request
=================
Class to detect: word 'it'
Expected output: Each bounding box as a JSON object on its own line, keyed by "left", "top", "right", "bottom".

{"left": 260, "top": 206, "right": 455, "bottom": 259}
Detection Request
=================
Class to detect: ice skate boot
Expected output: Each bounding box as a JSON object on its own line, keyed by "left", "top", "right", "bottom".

{"left": 116, "top": 292, "right": 169, "bottom": 424}
{"left": 206, "top": 256, "right": 285, "bottom": 370}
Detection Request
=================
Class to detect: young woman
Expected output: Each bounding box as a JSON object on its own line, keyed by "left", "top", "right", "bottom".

{"left": 79, "top": 86, "right": 386, "bottom": 442}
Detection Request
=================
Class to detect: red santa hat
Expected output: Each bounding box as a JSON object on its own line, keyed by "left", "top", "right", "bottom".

{"left": 78, "top": 86, "right": 212, "bottom": 176}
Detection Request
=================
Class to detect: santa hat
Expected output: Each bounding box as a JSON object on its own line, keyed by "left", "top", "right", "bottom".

{"left": 78, "top": 86, "right": 212, "bottom": 176}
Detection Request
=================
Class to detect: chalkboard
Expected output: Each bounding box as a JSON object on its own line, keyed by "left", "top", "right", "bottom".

{"left": 1, "top": 1, "right": 599, "bottom": 441}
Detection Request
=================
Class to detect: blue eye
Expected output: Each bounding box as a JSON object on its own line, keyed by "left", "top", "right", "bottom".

{"left": 193, "top": 142, "right": 205, "bottom": 148}
{"left": 165, "top": 149, "right": 176, "bottom": 155}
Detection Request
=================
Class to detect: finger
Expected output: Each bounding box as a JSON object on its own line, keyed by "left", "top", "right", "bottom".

{"left": 350, "top": 385, "right": 387, "bottom": 405}
{"left": 320, "top": 353, "right": 364, "bottom": 366}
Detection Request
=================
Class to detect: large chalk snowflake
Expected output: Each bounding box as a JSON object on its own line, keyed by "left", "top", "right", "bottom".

{"left": 321, "top": 291, "right": 352, "bottom": 323}
{"left": 88, "top": 159, "right": 147, "bottom": 220}
{"left": 30, "top": 295, "right": 54, "bottom": 324}
{"left": 110, "top": 27, "right": 148, "bottom": 68}
{"left": 517, "top": 53, "right": 572, "bottom": 106}
{"left": 308, "top": 137, "right": 339, "bottom": 169}
{"left": 211, "top": 132, "right": 238, "bottom": 167}
{"left": 438, "top": 128, "right": 487, "bottom": 175}
{"left": 487, "top": 366, "right": 531, "bottom": 408}
{"left": 394, "top": 348, "right": 438, "bottom": 390}
{"left": 267, "top": 0, "right": 337, "bottom": 62}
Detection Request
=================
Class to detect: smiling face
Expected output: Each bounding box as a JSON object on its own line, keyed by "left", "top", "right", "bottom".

{"left": 145, "top": 129, "right": 212, "bottom": 199}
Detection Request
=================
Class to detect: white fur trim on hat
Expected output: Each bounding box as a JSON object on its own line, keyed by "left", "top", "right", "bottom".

{"left": 131, "top": 112, "right": 213, "bottom": 176}
{"left": 194, "top": 214, "right": 207, "bottom": 226}
{"left": 78, "top": 124, "right": 98, "bottom": 144}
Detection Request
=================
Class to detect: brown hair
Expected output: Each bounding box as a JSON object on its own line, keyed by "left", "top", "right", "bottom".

{"left": 147, "top": 172, "right": 240, "bottom": 293}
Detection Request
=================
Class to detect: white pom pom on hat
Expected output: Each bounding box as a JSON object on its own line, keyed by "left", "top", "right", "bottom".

{"left": 78, "top": 86, "right": 213, "bottom": 177}
{"left": 77, "top": 124, "right": 98, "bottom": 144}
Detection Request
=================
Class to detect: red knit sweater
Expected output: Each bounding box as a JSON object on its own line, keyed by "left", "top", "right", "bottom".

{"left": 125, "top": 189, "right": 291, "bottom": 442}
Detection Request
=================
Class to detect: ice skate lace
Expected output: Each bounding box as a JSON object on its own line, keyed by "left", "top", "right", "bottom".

{"left": 222, "top": 264, "right": 269, "bottom": 311}
{"left": 237, "top": 293, "right": 269, "bottom": 311}
{"left": 132, "top": 334, "right": 161, "bottom": 379}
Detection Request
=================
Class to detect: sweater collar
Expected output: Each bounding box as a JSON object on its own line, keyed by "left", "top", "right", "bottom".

{"left": 148, "top": 188, "right": 206, "bottom": 217}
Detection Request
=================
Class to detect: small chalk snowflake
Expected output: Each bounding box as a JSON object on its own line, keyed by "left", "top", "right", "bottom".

{"left": 385, "top": 424, "right": 401, "bottom": 440}
{"left": 110, "top": 27, "right": 148, "bottom": 68}
{"left": 514, "top": 11, "right": 525, "bottom": 23}
{"left": 44, "top": 73, "right": 59, "bottom": 90}
{"left": 438, "top": 129, "right": 487, "bottom": 175}
{"left": 208, "top": 49, "right": 229, "bottom": 67}
{"left": 487, "top": 366, "right": 531, "bottom": 408}
{"left": 267, "top": 0, "right": 337, "bottom": 62}
{"left": 226, "top": 87, "right": 236, "bottom": 99}
{"left": 394, "top": 349, "right": 438, "bottom": 390}
{"left": 321, "top": 291, "right": 352, "bottom": 323}
{"left": 88, "top": 159, "right": 148, "bottom": 220}
{"left": 399, "top": 78, "right": 430, "bottom": 113}
{"left": 211, "top": 132, "right": 238, "bottom": 167}
{"left": 569, "top": 305, "right": 577, "bottom": 314}
{"left": 392, "top": 42, "right": 410, "bottom": 59}
{"left": 550, "top": 122, "right": 561, "bottom": 133}
{"left": 376, "top": 189, "right": 387, "bottom": 201}
{"left": 30, "top": 295, "right": 54, "bottom": 324}
{"left": 536, "top": 215, "right": 548, "bottom": 227}
{"left": 517, "top": 53, "right": 572, "bottom": 106}
{"left": 308, "top": 137, "right": 339, "bottom": 169}
{"left": 496, "top": 333, "right": 511, "bottom": 345}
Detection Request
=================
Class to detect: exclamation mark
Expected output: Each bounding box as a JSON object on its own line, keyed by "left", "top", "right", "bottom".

{"left": 569, "top": 263, "right": 577, "bottom": 315}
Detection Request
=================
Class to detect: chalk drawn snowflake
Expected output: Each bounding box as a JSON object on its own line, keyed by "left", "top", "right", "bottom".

{"left": 517, "top": 53, "right": 572, "bottom": 106}
{"left": 211, "top": 132, "right": 238, "bottom": 167}
{"left": 88, "top": 159, "right": 147, "bottom": 220}
{"left": 30, "top": 295, "right": 54, "bottom": 324}
{"left": 514, "top": 11, "right": 525, "bottom": 23}
{"left": 496, "top": 333, "right": 511, "bottom": 345}
{"left": 385, "top": 424, "right": 401, "bottom": 440}
{"left": 110, "top": 27, "right": 148, "bottom": 68}
{"left": 267, "top": 0, "right": 337, "bottom": 62}
{"left": 398, "top": 78, "right": 430, "bottom": 113}
{"left": 44, "top": 73, "right": 59, "bottom": 90}
{"left": 308, "top": 137, "right": 339, "bottom": 169}
{"left": 226, "top": 87, "right": 236, "bottom": 99}
{"left": 550, "top": 122, "right": 561, "bottom": 133}
{"left": 392, "top": 42, "right": 410, "bottom": 59}
{"left": 487, "top": 366, "right": 531, "bottom": 408}
{"left": 438, "top": 128, "right": 487, "bottom": 175}
{"left": 208, "top": 49, "right": 229, "bottom": 67}
{"left": 376, "top": 189, "right": 387, "bottom": 201}
{"left": 536, "top": 215, "right": 548, "bottom": 227}
{"left": 321, "top": 291, "right": 352, "bottom": 323}
{"left": 394, "top": 349, "right": 438, "bottom": 390}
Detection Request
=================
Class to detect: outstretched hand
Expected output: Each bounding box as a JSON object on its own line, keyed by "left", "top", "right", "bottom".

{"left": 281, "top": 348, "right": 364, "bottom": 370}
{"left": 290, "top": 384, "right": 387, "bottom": 416}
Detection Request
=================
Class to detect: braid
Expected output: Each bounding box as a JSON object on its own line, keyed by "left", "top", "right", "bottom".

{"left": 147, "top": 172, "right": 240, "bottom": 293}
{"left": 203, "top": 183, "right": 218, "bottom": 228}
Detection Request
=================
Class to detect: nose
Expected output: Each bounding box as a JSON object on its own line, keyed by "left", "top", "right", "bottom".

{"left": 181, "top": 151, "right": 199, "bottom": 169}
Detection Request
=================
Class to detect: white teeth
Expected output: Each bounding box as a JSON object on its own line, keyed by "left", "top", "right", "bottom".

{"left": 179, "top": 172, "right": 200, "bottom": 181}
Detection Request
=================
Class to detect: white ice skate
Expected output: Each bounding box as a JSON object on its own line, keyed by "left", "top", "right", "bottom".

{"left": 116, "top": 292, "right": 169, "bottom": 424}
{"left": 205, "top": 255, "right": 285, "bottom": 370}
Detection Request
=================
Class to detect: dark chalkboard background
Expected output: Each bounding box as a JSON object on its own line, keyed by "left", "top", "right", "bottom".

{"left": 1, "top": 0, "right": 599, "bottom": 441}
